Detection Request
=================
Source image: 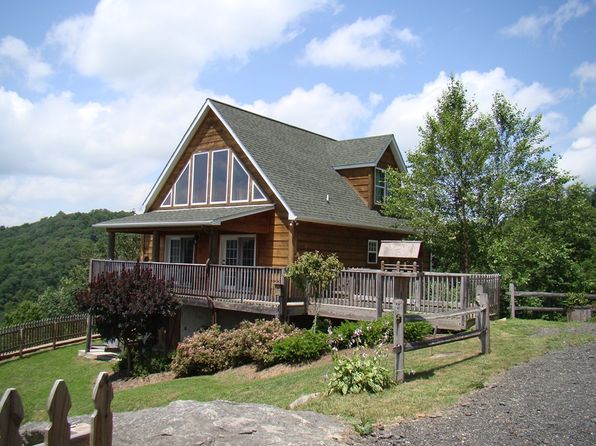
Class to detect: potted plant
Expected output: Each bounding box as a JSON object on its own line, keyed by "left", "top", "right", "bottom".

{"left": 563, "top": 292, "right": 592, "bottom": 322}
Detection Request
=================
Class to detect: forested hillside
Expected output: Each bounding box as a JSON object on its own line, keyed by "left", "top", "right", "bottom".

{"left": 0, "top": 209, "right": 134, "bottom": 319}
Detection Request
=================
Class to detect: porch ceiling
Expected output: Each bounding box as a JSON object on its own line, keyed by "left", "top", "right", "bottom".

{"left": 93, "top": 204, "right": 274, "bottom": 230}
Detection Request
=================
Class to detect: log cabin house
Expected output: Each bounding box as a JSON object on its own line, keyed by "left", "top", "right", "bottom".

{"left": 92, "top": 99, "right": 499, "bottom": 340}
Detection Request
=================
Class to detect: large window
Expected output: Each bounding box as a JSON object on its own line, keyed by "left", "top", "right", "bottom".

{"left": 191, "top": 152, "right": 208, "bottom": 204}
{"left": 210, "top": 149, "right": 229, "bottom": 203}
{"left": 367, "top": 240, "right": 379, "bottom": 264}
{"left": 160, "top": 148, "right": 268, "bottom": 207}
{"left": 231, "top": 155, "right": 249, "bottom": 202}
{"left": 374, "top": 168, "right": 387, "bottom": 205}
{"left": 174, "top": 163, "right": 190, "bottom": 206}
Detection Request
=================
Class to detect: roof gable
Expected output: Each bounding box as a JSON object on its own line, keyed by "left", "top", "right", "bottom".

{"left": 143, "top": 99, "right": 411, "bottom": 233}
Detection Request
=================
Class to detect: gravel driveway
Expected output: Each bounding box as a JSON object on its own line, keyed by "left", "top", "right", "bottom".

{"left": 359, "top": 336, "right": 596, "bottom": 446}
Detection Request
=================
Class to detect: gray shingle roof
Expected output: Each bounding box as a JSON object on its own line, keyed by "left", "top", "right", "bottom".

{"left": 94, "top": 205, "right": 274, "bottom": 229}
{"left": 210, "top": 100, "right": 410, "bottom": 233}
{"left": 327, "top": 135, "right": 394, "bottom": 168}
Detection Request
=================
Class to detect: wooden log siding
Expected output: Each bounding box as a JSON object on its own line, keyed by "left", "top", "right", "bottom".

{"left": 0, "top": 314, "right": 88, "bottom": 360}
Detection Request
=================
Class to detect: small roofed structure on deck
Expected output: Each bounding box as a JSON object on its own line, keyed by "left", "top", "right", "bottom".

{"left": 379, "top": 240, "right": 423, "bottom": 273}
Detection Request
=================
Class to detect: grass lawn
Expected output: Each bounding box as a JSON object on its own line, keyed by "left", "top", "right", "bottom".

{"left": 1, "top": 319, "right": 594, "bottom": 425}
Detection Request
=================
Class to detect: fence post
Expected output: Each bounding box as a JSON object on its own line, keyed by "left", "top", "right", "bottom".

{"left": 509, "top": 283, "right": 515, "bottom": 319}
{"left": 476, "top": 285, "right": 490, "bottom": 354}
{"left": 0, "top": 388, "right": 24, "bottom": 446}
{"left": 18, "top": 328, "right": 24, "bottom": 359}
{"left": 85, "top": 314, "right": 93, "bottom": 354}
{"left": 52, "top": 321, "right": 58, "bottom": 350}
{"left": 376, "top": 272, "right": 384, "bottom": 319}
{"left": 91, "top": 372, "right": 113, "bottom": 446}
{"left": 393, "top": 299, "right": 405, "bottom": 383}
{"left": 45, "top": 380, "right": 71, "bottom": 446}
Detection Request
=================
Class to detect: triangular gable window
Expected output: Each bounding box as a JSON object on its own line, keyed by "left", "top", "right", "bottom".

{"left": 174, "top": 162, "right": 190, "bottom": 206}
{"left": 161, "top": 191, "right": 172, "bottom": 207}
{"left": 159, "top": 149, "right": 269, "bottom": 208}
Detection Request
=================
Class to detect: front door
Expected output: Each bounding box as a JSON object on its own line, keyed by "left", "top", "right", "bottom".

{"left": 219, "top": 235, "right": 256, "bottom": 291}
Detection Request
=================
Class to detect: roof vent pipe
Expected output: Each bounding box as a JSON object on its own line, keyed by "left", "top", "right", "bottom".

{"left": 326, "top": 194, "right": 330, "bottom": 203}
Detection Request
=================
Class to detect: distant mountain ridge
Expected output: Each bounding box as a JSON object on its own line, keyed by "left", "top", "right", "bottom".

{"left": 0, "top": 209, "right": 133, "bottom": 319}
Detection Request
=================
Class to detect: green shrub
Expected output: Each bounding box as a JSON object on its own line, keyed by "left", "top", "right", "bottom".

{"left": 327, "top": 350, "right": 392, "bottom": 395}
{"left": 330, "top": 315, "right": 431, "bottom": 349}
{"left": 404, "top": 320, "right": 434, "bottom": 342}
{"left": 268, "top": 330, "right": 330, "bottom": 366}
{"left": 170, "top": 319, "right": 296, "bottom": 377}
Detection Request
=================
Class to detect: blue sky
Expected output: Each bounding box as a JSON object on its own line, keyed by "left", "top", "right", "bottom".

{"left": 0, "top": 0, "right": 595, "bottom": 226}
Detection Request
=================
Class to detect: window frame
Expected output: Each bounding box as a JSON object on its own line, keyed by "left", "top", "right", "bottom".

{"left": 173, "top": 162, "right": 191, "bottom": 207}
{"left": 191, "top": 152, "right": 209, "bottom": 205}
{"left": 251, "top": 182, "right": 267, "bottom": 202}
{"left": 209, "top": 148, "right": 229, "bottom": 204}
{"left": 160, "top": 190, "right": 172, "bottom": 207}
{"left": 374, "top": 167, "right": 387, "bottom": 205}
{"left": 230, "top": 154, "right": 250, "bottom": 203}
{"left": 165, "top": 235, "right": 195, "bottom": 264}
{"left": 367, "top": 239, "right": 379, "bottom": 264}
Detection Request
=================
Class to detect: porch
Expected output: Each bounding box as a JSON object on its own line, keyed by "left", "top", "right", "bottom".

{"left": 90, "top": 260, "right": 500, "bottom": 328}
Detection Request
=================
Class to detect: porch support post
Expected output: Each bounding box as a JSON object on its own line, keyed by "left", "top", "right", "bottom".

{"left": 152, "top": 231, "right": 160, "bottom": 262}
{"left": 107, "top": 232, "right": 115, "bottom": 260}
{"left": 208, "top": 229, "right": 218, "bottom": 263}
{"left": 288, "top": 221, "right": 298, "bottom": 264}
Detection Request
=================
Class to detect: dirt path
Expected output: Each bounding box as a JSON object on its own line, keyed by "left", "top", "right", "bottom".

{"left": 358, "top": 335, "right": 596, "bottom": 445}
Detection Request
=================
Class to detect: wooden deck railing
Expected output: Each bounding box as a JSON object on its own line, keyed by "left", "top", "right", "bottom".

{"left": 0, "top": 314, "right": 88, "bottom": 359}
{"left": 90, "top": 260, "right": 500, "bottom": 316}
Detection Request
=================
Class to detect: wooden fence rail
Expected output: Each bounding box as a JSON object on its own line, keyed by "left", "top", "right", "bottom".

{"left": 508, "top": 283, "right": 595, "bottom": 321}
{"left": 0, "top": 371, "right": 113, "bottom": 446}
{"left": 0, "top": 315, "right": 89, "bottom": 360}
{"left": 393, "top": 286, "right": 491, "bottom": 383}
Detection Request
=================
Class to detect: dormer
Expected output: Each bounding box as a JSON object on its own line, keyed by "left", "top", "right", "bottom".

{"left": 331, "top": 136, "right": 406, "bottom": 209}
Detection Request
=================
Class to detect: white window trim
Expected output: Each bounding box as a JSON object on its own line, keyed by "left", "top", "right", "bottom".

{"left": 219, "top": 234, "right": 257, "bottom": 266}
{"left": 165, "top": 235, "right": 195, "bottom": 264}
{"left": 230, "top": 154, "right": 250, "bottom": 203}
{"left": 251, "top": 182, "right": 267, "bottom": 202}
{"left": 210, "top": 148, "right": 229, "bottom": 204}
{"left": 160, "top": 190, "right": 172, "bottom": 207}
{"left": 173, "top": 162, "right": 191, "bottom": 207}
{"left": 191, "top": 152, "right": 209, "bottom": 205}
{"left": 367, "top": 239, "right": 379, "bottom": 264}
{"left": 374, "top": 167, "right": 387, "bottom": 205}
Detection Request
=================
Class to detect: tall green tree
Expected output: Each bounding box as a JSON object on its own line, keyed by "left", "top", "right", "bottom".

{"left": 384, "top": 78, "right": 492, "bottom": 272}
{"left": 384, "top": 77, "right": 584, "bottom": 287}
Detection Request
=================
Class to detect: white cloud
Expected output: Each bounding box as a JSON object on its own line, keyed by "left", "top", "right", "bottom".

{"left": 559, "top": 104, "right": 596, "bottom": 184}
{"left": 0, "top": 36, "right": 52, "bottom": 91}
{"left": 501, "top": 0, "right": 593, "bottom": 39}
{"left": 302, "top": 15, "right": 418, "bottom": 69}
{"left": 369, "top": 67, "right": 564, "bottom": 154}
{"left": 47, "top": 0, "right": 329, "bottom": 92}
{"left": 574, "top": 61, "right": 596, "bottom": 90}
{"left": 246, "top": 83, "right": 370, "bottom": 139}
{"left": 0, "top": 85, "right": 238, "bottom": 225}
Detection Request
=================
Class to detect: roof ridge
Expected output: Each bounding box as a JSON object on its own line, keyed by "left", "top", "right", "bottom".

{"left": 208, "top": 98, "right": 337, "bottom": 142}
{"left": 336, "top": 134, "right": 393, "bottom": 143}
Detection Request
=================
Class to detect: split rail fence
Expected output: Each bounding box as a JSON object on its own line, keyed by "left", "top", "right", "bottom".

{"left": 392, "top": 285, "right": 491, "bottom": 383}
{"left": 0, "top": 315, "right": 90, "bottom": 360}
{"left": 508, "top": 283, "right": 595, "bottom": 321}
{"left": 0, "top": 372, "right": 113, "bottom": 446}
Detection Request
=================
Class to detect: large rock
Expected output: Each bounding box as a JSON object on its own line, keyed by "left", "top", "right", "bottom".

{"left": 22, "top": 400, "right": 351, "bottom": 446}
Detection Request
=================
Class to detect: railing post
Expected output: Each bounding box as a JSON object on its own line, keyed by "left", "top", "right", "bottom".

{"left": 393, "top": 299, "right": 405, "bottom": 383}
{"left": 376, "top": 272, "right": 383, "bottom": 319}
{"left": 91, "top": 372, "right": 113, "bottom": 446}
{"left": 0, "top": 388, "right": 24, "bottom": 446}
{"left": 275, "top": 280, "right": 288, "bottom": 322}
{"left": 509, "top": 282, "right": 516, "bottom": 319}
{"left": 45, "top": 380, "right": 72, "bottom": 446}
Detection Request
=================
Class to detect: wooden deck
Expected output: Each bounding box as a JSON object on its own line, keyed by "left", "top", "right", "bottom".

{"left": 90, "top": 260, "right": 500, "bottom": 329}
